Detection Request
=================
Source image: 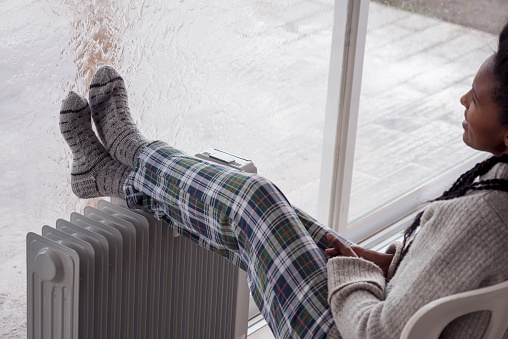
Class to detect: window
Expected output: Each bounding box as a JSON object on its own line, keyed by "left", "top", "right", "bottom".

{"left": 319, "top": 0, "right": 503, "bottom": 243}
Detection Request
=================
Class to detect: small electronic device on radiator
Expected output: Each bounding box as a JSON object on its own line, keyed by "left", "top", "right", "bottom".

{"left": 195, "top": 148, "right": 257, "bottom": 174}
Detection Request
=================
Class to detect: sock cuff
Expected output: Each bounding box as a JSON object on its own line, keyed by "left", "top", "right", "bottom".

{"left": 71, "top": 176, "right": 100, "bottom": 199}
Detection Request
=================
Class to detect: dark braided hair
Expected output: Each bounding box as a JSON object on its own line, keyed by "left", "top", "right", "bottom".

{"left": 493, "top": 22, "right": 508, "bottom": 126}
{"left": 395, "top": 22, "right": 508, "bottom": 272}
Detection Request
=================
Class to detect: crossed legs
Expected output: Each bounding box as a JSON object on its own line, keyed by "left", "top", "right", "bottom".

{"left": 60, "top": 66, "right": 341, "bottom": 339}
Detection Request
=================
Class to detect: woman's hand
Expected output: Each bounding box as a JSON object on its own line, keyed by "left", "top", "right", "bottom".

{"left": 325, "top": 233, "right": 394, "bottom": 278}
{"left": 325, "top": 233, "right": 358, "bottom": 258}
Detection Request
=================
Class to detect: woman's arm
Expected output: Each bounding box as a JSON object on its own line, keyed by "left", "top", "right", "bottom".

{"left": 326, "top": 195, "right": 508, "bottom": 338}
{"left": 325, "top": 233, "right": 395, "bottom": 278}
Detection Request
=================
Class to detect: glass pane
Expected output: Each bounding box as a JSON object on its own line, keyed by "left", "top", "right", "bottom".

{"left": 0, "top": 0, "right": 334, "bottom": 335}
{"left": 349, "top": 1, "right": 503, "bottom": 223}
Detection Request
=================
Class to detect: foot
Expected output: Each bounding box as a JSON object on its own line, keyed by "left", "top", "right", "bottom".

{"left": 89, "top": 65, "right": 150, "bottom": 168}
{"left": 60, "top": 91, "right": 131, "bottom": 198}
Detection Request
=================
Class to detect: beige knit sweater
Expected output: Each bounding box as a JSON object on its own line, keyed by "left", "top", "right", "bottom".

{"left": 326, "top": 162, "right": 508, "bottom": 339}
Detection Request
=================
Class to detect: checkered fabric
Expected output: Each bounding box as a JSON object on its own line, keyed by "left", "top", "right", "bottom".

{"left": 124, "top": 140, "right": 346, "bottom": 339}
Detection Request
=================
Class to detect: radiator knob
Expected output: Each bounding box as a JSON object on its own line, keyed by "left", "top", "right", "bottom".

{"left": 35, "top": 248, "right": 62, "bottom": 282}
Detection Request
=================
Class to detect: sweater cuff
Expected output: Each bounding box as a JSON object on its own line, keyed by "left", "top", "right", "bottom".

{"left": 385, "top": 241, "right": 403, "bottom": 280}
{"left": 327, "top": 257, "right": 385, "bottom": 304}
{"left": 326, "top": 323, "right": 341, "bottom": 339}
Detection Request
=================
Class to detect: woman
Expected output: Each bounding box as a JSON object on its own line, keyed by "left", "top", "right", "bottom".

{"left": 60, "top": 24, "right": 508, "bottom": 339}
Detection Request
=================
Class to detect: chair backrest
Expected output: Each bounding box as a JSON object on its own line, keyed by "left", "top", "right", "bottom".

{"left": 400, "top": 280, "right": 508, "bottom": 339}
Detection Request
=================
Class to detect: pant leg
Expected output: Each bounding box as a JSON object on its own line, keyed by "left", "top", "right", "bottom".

{"left": 293, "top": 206, "right": 354, "bottom": 251}
{"left": 124, "top": 141, "right": 335, "bottom": 339}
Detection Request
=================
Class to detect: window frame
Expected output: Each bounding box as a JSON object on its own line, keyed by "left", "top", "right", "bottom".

{"left": 318, "top": 0, "right": 370, "bottom": 239}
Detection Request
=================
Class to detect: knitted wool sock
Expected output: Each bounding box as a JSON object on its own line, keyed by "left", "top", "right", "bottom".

{"left": 60, "top": 91, "right": 131, "bottom": 199}
{"left": 89, "top": 65, "right": 150, "bottom": 169}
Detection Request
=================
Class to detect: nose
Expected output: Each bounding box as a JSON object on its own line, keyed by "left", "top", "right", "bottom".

{"left": 460, "top": 89, "right": 471, "bottom": 108}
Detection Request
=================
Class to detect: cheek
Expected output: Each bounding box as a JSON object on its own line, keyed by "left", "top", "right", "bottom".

{"left": 463, "top": 111, "right": 486, "bottom": 143}
{"left": 468, "top": 119, "right": 489, "bottom": 138}
{"left": 466, "top": 113, "right": 504, "bottom": 147}
{"left": 467, "top": 108, "right": 490, "bottom": 132}
{"left": 465, "top": 109, "right": 478, "bottom": 131}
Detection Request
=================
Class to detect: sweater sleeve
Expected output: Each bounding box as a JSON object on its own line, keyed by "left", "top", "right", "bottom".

{"left": 327, "top": 193, "right": 508, "bottom": 339}
{"left": 385, "top": 241, "right": 402, "bottom": 281}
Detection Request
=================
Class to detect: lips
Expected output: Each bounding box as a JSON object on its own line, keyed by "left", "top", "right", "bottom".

{"left": 462, "top": 120, "right": 469, "bottom": 129}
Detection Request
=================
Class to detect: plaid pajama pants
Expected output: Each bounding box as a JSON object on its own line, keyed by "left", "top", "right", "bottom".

{"left": 124, "top": 141, "right": 347, "bottom": 339}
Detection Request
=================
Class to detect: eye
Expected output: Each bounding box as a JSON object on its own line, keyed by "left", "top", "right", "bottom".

{"left": 471, "top": 87, "right": 480, "bottom": 105}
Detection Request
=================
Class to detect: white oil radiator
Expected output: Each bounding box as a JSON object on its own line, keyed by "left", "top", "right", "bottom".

{"left": 27, "top": 200, "right": 250, "bottom": 339}
{"left": 27, "top": 149, "right": 258, "bottom": 339}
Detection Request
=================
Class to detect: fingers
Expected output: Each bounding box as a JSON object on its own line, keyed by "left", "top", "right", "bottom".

{"left": 324, "top": 248, "right": 339, "bottom": 261}
{"left": 326, "top": 233, "right": 358, "bottom": 258}
{"left": 324, "top": 248, "right": 339, "bottom": 256}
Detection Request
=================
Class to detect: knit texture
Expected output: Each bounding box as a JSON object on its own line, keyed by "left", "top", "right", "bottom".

{"left": 89, "top": 65, "right": 150, "bottom": 169}
{"left": 60, "top": 91, "right": 131, "bottom": 199}
{"left": 385, "top": 242, "right": 402, "bottom": 281}
{"left": 326, "top": 162, "right": 508, "bottom": 339}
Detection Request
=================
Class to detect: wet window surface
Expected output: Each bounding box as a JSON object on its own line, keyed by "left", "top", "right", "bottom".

{"left": 0, "top": 1, "right": 333, "bottom": 335}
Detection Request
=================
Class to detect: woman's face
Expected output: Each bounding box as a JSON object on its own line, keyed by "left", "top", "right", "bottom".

{"left": 460, "top": 56, "right": 508, "bottom": 156}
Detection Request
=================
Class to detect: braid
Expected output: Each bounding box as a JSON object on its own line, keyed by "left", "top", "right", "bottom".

{"left": 468, "top": 178, "right": 508, "bottom": 193}
{"left": 436, "top": 157, "right": 498, "bottom": 199}
{"left": 396, "top": 155, "right": 508, "bottom": 272}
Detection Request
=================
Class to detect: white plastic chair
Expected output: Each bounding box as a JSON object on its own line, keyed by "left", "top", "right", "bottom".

{"left": 400, "top": 280, "right": 508, "bottom": 339}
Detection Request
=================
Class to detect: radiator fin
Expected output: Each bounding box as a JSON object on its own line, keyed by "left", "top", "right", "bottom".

{"left": 27, "top": 233, "right": 79, "bottom": 339}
